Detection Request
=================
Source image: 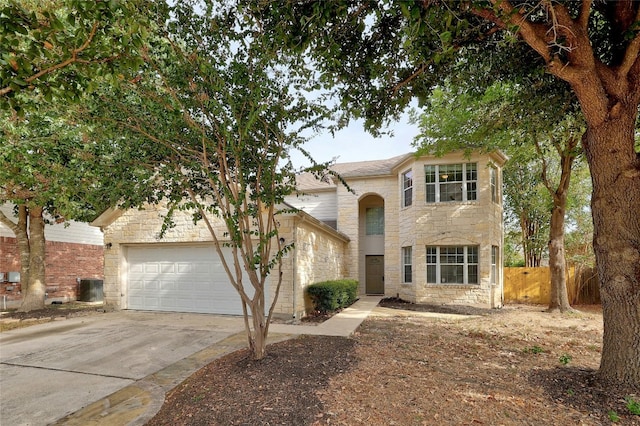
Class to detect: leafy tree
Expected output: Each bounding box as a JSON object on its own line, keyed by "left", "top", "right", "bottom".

{"left": 503, "top": 152, "right": 551, "bottom": 268}
{"left": 412, "top": 79, "right": 587, "bottom": 312}
{"left": 0, "top": 105, "right": 156, "bottom": 312}
{"left": 0, "top": 0, "right": 152, "bottom": 312}
{"left": 0, "top": 0, "right": 148, "bottom": 112}
{"left": 82, "top": 1, "right": 326, "bottom": 360}
{"left": 256, "top": 0, "right": 640, "bottom": 384}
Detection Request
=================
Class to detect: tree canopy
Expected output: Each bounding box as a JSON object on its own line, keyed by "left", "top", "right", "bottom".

{"left": 255, "top": 0, "right": 640, "bottom": 384}
{"left": 79, "top": 1, "right": 328, "bottom": 359}
{"left": 0, "top": 0, "right": 149, "bottom": 112}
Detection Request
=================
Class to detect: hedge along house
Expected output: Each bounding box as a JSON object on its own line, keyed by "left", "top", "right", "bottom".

{"left": 285, "top": 150, "right": 508, "bottom": 308}
{"left": 91, "top": 203, "right": 349, "bottom": 319}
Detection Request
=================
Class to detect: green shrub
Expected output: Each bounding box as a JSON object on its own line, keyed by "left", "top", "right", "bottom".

{"left": 306, "top": 279, "right": 358, "bottom": 313}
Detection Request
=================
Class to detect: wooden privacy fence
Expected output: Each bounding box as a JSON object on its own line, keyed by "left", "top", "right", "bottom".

{"left": 504, "top": 265, "right": 600, "bottom": 305}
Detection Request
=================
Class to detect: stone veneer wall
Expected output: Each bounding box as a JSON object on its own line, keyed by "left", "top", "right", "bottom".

{"left": 101, "top": 204, "right": 348, "bottom": 317}
{"left": 336, "top": 175, "right": 401, "bottom": 296}
{"left": 293, "top": 217, "right": 349, "bottom": 317}
{"left": 0, "top": 236, "right": 104, "bottom": 302}
{"left": 335, "top": 152, "right": 504, "bottom": 308}
{"left": 408, "top": 154, "right": 503, "bottom": 307}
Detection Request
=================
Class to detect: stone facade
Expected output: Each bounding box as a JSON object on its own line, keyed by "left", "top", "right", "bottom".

{"left": 94, "top": 150, "right": 505, "bottom": 316}
{"left": 290, "top": 150, "right": 507, "bottom": 308}
{"left": 94, "top": 204, "right": 349, "bottom": 318}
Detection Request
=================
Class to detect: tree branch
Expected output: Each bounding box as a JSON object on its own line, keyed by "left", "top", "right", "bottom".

{"left": 617, "top": 7, "right": 640, "bottom": 78}
{"left": 578, "top": 0, "right": 592, "bottom": 30}
{"left": 488, "top": 0, "right": 553, "bottom": 63}
{"left": 1, "top": 21, "right": 100, "bottom": 97}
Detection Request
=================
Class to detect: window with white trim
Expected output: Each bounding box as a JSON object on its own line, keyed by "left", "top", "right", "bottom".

{"left": 402, "top": 246, "right": 412, "bottom": 283}
{"left": 365, "top": 207, "right": 384, "bottom": 235}
{"left": 402, "top": 170, "right": 413, "bottom": 207}
{"left": 426, "top": 246, "right": 479, "bottom": 285}
{"left": 491, "top": 245, "right": 498, "bottom": 284}
{"left": 425, "top": 163, "right": 477, "bottom": 202}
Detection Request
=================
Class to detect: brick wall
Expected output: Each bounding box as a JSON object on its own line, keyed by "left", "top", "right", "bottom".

{"left": 0, "top": 237, "right": 104, "bottom": 302}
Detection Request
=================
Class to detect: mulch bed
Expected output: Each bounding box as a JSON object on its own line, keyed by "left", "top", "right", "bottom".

{"left": 146, "top": 335, "right": 357, "bottom": 426}
{"left": 147, "top": 301, "right": 639, "bottom": 425}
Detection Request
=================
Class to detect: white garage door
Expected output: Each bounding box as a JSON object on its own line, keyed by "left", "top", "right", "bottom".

{"left": 127, "top": 245, "right": 257, "bottom": 315}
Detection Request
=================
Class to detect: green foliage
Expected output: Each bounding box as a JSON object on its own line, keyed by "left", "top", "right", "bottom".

{"left": 79, "top": 1, "right": 332, "bottom": 358}
{"left": 0, "top": 105, "right": 155, "bottom": 222}
{"left": 522, "top": 345, "right": 544, "bottom": 354}
{"left": 0, "top": 0, "right": 150, "bottom": 113}
{"left": 559, "top": 354, "right": 572, "bottom": 365}
{"left": 608, "top": 410, "right": 621, "bottom": 423}
{"left": 306, "top": 280, "right": 358, "bottom": 313}
{"left": 626, "top": 396, "right": 640, "bottom": 415}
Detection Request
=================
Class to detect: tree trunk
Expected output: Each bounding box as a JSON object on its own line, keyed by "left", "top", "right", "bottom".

{"left": 547, "top": 195, "right": 572, "bottom": 312}
{"left": 583, "top": 114, "right": 640, "bottom": 385}
{"left": 18, "top": 206, "right": 46, "bottom": 312}
{"left": 547, "top": 148, "right": 576, "bottom": 313}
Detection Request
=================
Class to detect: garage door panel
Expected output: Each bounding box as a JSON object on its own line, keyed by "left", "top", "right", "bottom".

{"left": 127, "top": 245, "right": 264, "bottom": 315}
{"left": 160, "top": 263, "right": 175, "bottom": 273}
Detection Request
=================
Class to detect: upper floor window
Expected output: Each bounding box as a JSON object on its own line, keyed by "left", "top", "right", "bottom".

{"left": 426, "top": 245, "right": 479, "bottom": 285}
{"left": 366, "top": 207, "right": 384, "bottom": 235}
{"left": 402, "top": 246, "right": 412, "bottom": 283}
{"left": 402, "top": 170, "right": 413, "bottom": 207}
{"left": 425, "top": 163, "right": 477, "bottom": 203}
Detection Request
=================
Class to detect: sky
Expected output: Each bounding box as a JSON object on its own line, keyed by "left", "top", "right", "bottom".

{"left": 288, "top": 112, "right": 421, "bottom": 168}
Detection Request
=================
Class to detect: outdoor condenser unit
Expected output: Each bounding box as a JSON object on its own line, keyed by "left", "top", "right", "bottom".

{"left": 78, "top": 279, "right": 104, "bottom": 302}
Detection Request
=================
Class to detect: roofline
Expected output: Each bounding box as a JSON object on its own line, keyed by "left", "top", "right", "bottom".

{"left": 90, "top": 207, "right": 124, "bottom": 229}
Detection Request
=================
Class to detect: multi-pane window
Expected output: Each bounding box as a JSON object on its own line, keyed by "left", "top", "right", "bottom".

{"left": 425, "top": 163, "right": 477, "bottom": 203}
{"left": 490, "top": 167, "right": 498, "bottom": 204}
{"left": 402, "top": 170, "right": 413, "bottom": 207}
{"left": 426, "top": 246, "right": 479, "bottom": 285}
{"left": 491, "top": 245, "right": 498, "bottom": 284}
{"left": 402, "top": 246, "right": 412, "bottom": 283}
{"left": 365, "top": 207, "right": 384, "bottom": 235}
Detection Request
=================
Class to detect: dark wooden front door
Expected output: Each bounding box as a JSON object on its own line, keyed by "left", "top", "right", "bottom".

{"left": 365, "top": 255, "right": 384, "bottom": 294}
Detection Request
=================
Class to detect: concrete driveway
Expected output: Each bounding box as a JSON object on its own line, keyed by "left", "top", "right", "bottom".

{"left": 0, "top": 311, "right": 247, "bottom": 426}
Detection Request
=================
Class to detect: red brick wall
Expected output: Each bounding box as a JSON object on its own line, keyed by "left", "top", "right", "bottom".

{"left": 0, "top": 237, "right": 104, "bottom": 302}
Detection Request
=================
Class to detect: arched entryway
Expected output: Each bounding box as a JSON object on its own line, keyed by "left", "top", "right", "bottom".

{"left": 359, "top": 194, "right": 385, "bottom": 295}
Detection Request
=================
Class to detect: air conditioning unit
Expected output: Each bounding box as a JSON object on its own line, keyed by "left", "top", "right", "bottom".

{"left": 7, "top": 272, "right": 20, "bottom": 283}
{"left": 78, "top": 279, "right": 103, "bottom": 302}
{"left": 0, "top": 272, "right": 5, "bottom": 282}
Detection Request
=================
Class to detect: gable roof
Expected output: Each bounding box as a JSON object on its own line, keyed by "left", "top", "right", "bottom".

{"left": 330, "top": 153, "right": 414, "bottom": 178}
{"left": 295, "top": 153, "right": 415, "bottom": 191}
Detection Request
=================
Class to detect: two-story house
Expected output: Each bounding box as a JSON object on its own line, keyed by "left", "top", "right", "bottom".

{"left": 286, "top": 150, "right": 507, "bottom": 308}
{"left": 92, "top": 150, "right": 506, "bottom": 318}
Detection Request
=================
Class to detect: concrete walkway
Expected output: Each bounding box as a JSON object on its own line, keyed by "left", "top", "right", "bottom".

{"left": 54, "top": 296, "right": 382, "bottom": 425}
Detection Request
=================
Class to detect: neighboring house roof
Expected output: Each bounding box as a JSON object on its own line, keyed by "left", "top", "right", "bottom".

{"left": 0, "top": 203, "right": 104, "bottom": 245}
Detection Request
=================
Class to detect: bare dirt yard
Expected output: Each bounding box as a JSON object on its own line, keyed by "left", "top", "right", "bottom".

{"left": 148, "top": 301, "right": 640, "bottom": 425}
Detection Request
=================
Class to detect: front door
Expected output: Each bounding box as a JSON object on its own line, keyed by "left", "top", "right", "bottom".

{"left": 365, "top": 255, "right": 384, "bottom": 294}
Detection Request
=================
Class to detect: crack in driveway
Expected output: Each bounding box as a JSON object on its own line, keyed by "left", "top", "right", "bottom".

{"left": 1, "top": 361, "right": 136, "bottom": 381}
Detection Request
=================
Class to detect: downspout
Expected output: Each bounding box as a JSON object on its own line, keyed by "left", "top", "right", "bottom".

{"left": 292, "top": 221, "right": 298, "bottom": 319}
